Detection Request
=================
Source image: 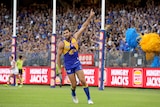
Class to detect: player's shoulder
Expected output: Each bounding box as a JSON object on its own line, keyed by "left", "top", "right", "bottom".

{"left": 73, "top": 35, "right": 78, "bottom": 41}
{"left": 58, "top": 41, "right": 65, "bottom": 48}
{"left": 72, "top": 36, "right": 76, "bottom": 40}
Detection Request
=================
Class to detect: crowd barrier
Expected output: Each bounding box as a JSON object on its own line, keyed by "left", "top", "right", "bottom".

{"left": 0, "top": 66, "right": 160, "bottom": 88}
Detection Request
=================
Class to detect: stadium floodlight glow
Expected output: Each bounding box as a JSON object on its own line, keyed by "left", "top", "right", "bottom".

{"left": 98, "top": 0, "right": 106, "bottom": 90}
{"left": 50, "top": 0, "right": 57, "bottom": 88}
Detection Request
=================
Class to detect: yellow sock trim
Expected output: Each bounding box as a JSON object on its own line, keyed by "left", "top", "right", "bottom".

{"left": 83, "top": 84, "right": 88, "bottom": 88}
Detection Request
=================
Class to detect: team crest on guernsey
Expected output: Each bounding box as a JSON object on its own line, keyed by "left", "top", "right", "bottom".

{"left": 69, "top": 49, "right": 76, "bottom": 55}
{"left": 71, "top": 43, "right": 77, "bottom": 47}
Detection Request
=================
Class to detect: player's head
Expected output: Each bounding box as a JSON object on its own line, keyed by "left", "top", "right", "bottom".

{"left": 9, "top": 55, "right": 14, "bottom": 61}
{"left": 19, "top": 55, "right": 23, "bottom": 59}
{"left": 63, "top": 27, "right": 71, "bottom": 39}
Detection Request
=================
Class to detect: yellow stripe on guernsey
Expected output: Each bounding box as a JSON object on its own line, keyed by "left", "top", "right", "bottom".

{"left": 63, "top": 38, "right": 78, "bottom": 55}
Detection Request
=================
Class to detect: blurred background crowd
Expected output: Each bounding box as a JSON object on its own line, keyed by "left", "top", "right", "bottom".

{"left": 0, "top": 0, "right": 160, "bottom": 67}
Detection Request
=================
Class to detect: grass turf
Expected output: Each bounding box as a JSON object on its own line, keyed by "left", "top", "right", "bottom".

{"left": 0, "top": 85, "right": 160, "bottom": 107}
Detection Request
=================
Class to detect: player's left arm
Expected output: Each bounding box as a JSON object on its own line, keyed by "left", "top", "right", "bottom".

{"left": 74, "top": 9, "right": 95, "bottom": 40}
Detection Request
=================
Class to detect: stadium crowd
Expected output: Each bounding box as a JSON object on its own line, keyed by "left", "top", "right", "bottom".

{"left": 0, "top": 0, "right": 160, "bottom": 66}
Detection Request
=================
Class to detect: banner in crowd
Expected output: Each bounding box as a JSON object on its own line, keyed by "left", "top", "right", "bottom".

{"left": 0, "top": 66, "right": 160, "bottom": 88}
{"left": 79, "top": 54, "right": 94, "bottom": 66}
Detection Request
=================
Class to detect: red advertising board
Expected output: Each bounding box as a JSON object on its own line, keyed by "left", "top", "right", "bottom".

{"left": 0, "top": 66, "right": 160, "bottom": 89}
{"left": 25, "top": 67, "right": 51, "bottom": 84}
{"left": 79, "top": 54, "right": 94, "bottom": 66}
{"left": 106, "top": 68, "right": 132, "bottom": 87}
{"left": 143, "top": 68, "right": 160, "bottom": 88}
{"left": 62, "top": 67, "right": 98, "bottom": 86}
{"left": 0, "top": 67, "right": 12, "bottom": 84}
{"left": 0, "top": 66, "right": 27, "bottom": 84}
{"left": 104, "top": 68, "right": 108, "bottom": 86}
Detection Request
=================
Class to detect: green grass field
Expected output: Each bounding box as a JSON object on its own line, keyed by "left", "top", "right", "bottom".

{"left": 0, "top": 85, "right": 160, "bottom": 107}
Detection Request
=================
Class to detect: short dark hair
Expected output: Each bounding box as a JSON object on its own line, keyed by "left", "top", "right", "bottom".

{"left": 63, "top": 27, "right": 70, "bottom": 32}
{"left": 19, "top": 55, "right": 22, "bottom": 59}
{"left": 10, "top": 55, "right": 14, "bottom": 59}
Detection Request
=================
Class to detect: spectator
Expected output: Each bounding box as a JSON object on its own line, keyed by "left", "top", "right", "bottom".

{"left": 0, "top": 0, "right": 160, "bottom": 66}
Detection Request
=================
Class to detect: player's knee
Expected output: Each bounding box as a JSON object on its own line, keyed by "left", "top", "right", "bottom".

{"left": 80, "top": 79, "right": 87, "bottom": 86}
{"left": 72, "top": 83, "right": 76, "bottom": 89}
{"left": 82, "top": 82, "right": 88, "bottom": 87}
{"left": 71, "top": 81, "right": 77, "bottom": 89}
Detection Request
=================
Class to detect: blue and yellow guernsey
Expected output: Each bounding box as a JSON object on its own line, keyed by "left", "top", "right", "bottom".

{"left": 63, "top": 37, "right": 81, "bottom": 70}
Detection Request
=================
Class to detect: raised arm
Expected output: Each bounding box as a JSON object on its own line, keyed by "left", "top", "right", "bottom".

{"left": 74, "top": 9, "right": 95, "bottom": 40}
{"left": 56, "top": 41, "right": 64, "bottom": 73}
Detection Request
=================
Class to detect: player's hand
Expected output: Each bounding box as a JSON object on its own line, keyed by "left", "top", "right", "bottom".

{"left": 89, "top": 9, "right": 95, "bottom": 18}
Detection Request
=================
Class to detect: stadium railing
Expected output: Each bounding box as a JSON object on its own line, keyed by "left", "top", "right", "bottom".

{"left": 0, "top": 51, "right": 158, "bottom": 67}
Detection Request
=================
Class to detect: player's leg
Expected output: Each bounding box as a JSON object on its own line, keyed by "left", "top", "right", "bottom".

{"left": 16, "top": 69, "right": 21, "bottom": 86}
{"left": 15, "top": 74, "right": 19, "bottom": 86}
{"left": 11, "top": 69, "right": 21, "bottom": 86}
{"left": 19, "top": 69, "right": 23, "bottom": 85}
{"left": 15, "top": 74, "right": 23, "bottom": 87}
{"left": 6, "top": 73, "right": 14, "bottom": 85}
{"left": 76, "top": 69, "right": 94, "bottom": 104}
{"left": 56, "top": 73, "right": 62, "bottom": 87}
{"left": 19, "top": 69, "right": 23, "bottom": 83}
{"left": 67, "top": 72, "right": 78, "bottom": 103}
{"left": 58, "top": 74, "right": 62, "bottom": 87}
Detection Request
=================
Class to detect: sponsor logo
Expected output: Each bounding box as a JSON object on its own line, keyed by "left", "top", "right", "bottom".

{"left": 146, "top": 69, "right": 160, "bottom": 87}
{"left": 111, "top": 69, "right": 129, "bottom": 86}
{"left": 133, "top": 69, "right": 143, "bottom": 86}
{"left": 29, "top": 68, "right": 48, "bottom": 83}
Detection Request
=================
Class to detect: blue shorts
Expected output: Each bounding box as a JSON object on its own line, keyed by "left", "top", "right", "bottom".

{"left": 65, "top": 64, "right": 82, "bottom": 75}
